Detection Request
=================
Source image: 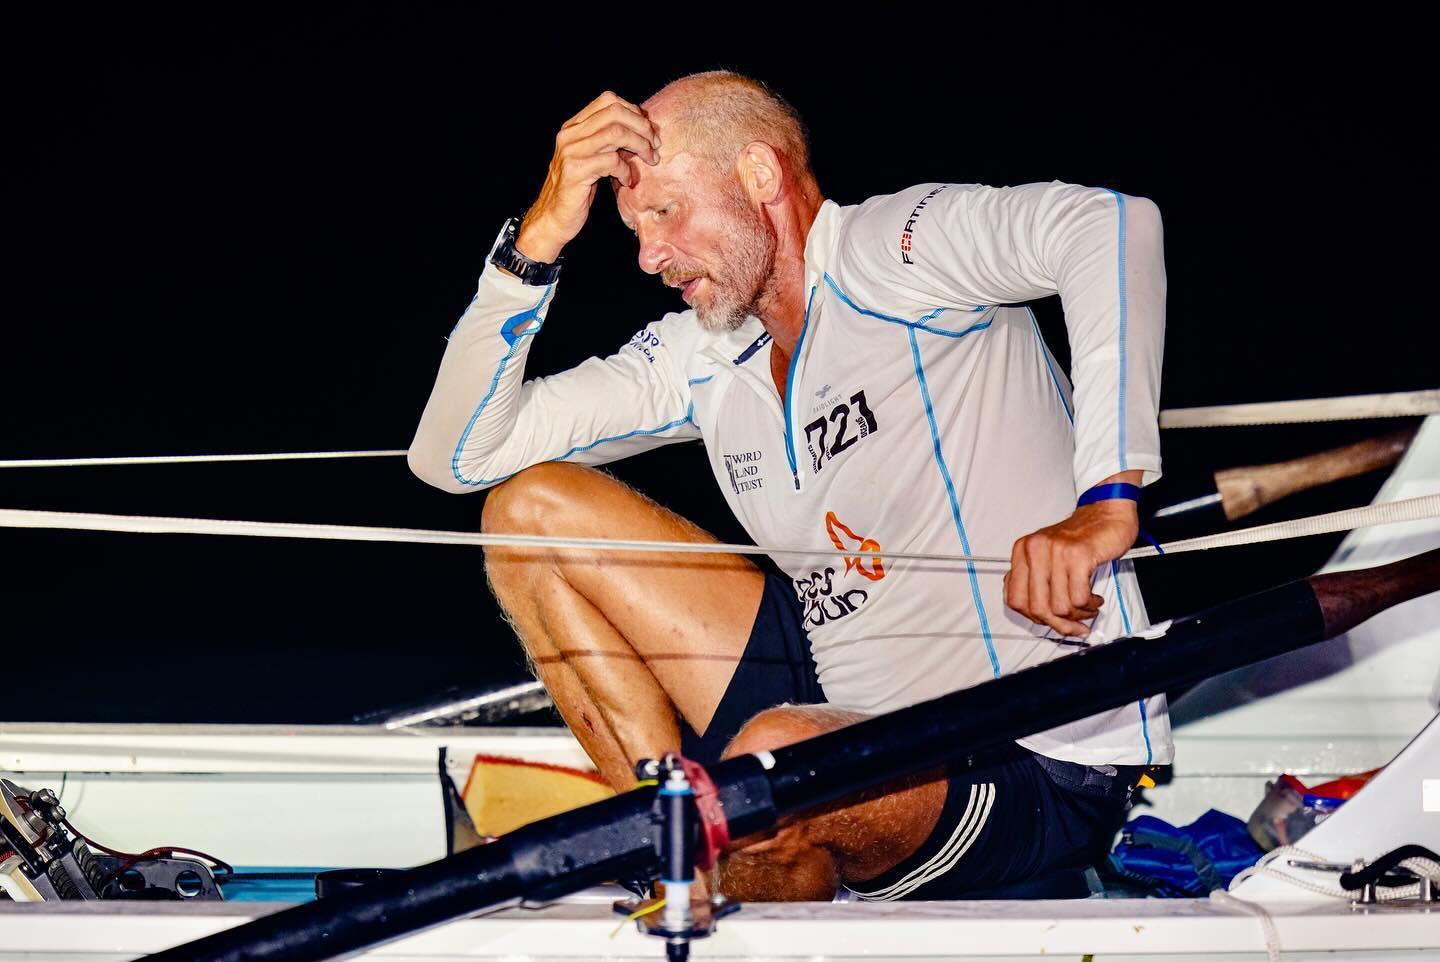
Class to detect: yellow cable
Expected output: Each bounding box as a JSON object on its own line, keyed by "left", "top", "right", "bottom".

{"left": 610, "top": 897, "right": 666, "bottom": 938}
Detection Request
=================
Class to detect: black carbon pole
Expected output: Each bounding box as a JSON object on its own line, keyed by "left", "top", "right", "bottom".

{"left": 143, "top": 548, "right": 1440, "bottom": 962}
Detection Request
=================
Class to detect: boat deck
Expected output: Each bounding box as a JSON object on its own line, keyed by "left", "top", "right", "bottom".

{"left": 3, "top": 893, "right": 1438, "bottom": 960}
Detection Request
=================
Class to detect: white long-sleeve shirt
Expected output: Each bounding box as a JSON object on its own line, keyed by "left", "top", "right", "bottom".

{"left": 410, "top": 181, "right": 1172, "bottom": 765}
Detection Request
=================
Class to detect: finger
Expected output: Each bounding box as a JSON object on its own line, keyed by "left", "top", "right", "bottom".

{"left": 578, "top": 152, "right": 635, "bottom": 189}
{"left": 569, "top": 123, "right": 659, "bottom": 166}
{"left": 1050, "top": 545, "right": 1077, "bottom": 623}
{"left": 1069, "top": 556, "right": 1098, "bottom": 611}
{"left": 1044, "top": 613, "right": 1094, "bottom": 639}
{"left": 1027, "top": 539, "right": 1052, "bottom": 627}
{"left": 1006, "top": 543, "right": 1029, "bottom": 616}
{"left": 564, "top": 91, "right": 647, "bottom": 131}
{"left": 562, "top": 102, "right": 659, "bottom": 153}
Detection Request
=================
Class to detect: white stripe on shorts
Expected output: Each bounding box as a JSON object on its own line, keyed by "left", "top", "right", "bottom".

{"left": 846, "top": 782, "right": 996, "bottom": 901}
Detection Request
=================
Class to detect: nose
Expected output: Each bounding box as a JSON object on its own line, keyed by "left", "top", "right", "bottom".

{"left": 636, "top": 224, "right": 672, "bottom": 276}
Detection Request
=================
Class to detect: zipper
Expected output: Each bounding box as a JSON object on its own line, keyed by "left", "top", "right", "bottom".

{"left": 782, "top": 284, "right": 819, "bottom": 491}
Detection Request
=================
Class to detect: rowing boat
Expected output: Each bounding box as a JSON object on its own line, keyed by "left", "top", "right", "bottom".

{"left": 2, "top": 416, "right": 1437, "bottom": 960}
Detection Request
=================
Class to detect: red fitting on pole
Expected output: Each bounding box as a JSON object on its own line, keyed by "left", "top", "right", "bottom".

{"left": 679, "top": 756, "right": 730, "bottom": 870}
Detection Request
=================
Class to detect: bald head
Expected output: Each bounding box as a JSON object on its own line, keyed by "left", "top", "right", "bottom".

{"left": 643, "top": 71, "right": 816, "bottom": 190}
{"left": 612, "top": 72, "right": 822, "bottom": 335}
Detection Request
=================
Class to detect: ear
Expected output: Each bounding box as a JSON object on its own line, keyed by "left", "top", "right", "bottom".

{"left": 736, "top": 141, "right": 784, "bottom": 205}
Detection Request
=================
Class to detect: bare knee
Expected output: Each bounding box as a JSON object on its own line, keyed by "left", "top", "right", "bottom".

{"left": 481, "top": 462, "right": 599, "bottom": 537}
{"left": 717, "top": 706, "right": 864, "bottom": 901}
{"left": 722, "top": 705, "right": 865, "bottom": 760}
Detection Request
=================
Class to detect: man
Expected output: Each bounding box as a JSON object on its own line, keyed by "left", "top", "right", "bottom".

{"left": 409, "top": 71, "right": 1171, "bottom": 901}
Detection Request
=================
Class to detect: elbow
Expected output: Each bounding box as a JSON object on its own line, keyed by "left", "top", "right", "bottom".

{"left": 407, "top": 442, "right": 468, "bottom": 494}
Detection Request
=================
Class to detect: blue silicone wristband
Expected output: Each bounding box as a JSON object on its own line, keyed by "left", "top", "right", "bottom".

{"left": 1076, "top": 482, "right": 1142, "bottom": 507}
{"left": 1077, "top": 482, "right": 1164, "bottom": 554}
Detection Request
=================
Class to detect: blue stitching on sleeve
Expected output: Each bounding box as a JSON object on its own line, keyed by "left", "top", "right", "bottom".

{"left": 468, "top": 404, "right": 699, "bottom": 488}
{"left": 1102, "top": 190, "right": 1128, "bottom": 471}
{"left": 824, "top": 274, "right": 991, "bottom": 338}
{"left": 456, "top": 340, "right": 705, "bottom": 487}
{"left": 450, "top": 286, "right": 553, "bottom": 485}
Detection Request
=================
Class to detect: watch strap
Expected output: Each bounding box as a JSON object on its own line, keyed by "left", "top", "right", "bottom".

{"left": 488, "top": 217, "right": 563, "bottom": 286}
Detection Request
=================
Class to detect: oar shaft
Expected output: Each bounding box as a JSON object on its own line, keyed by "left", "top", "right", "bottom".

{"left": 144, "top": 549, "right": 1440, "bottom": 962}
{"left": 763, "top": 578, "right": 1324, "bottom": 814}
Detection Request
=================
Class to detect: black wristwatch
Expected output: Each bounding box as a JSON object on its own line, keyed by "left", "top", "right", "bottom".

{"left": 488, "top": 216, "right": 563, "bottom": 286}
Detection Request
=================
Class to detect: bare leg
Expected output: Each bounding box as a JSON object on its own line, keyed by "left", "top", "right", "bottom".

{"left": 717, "top": 706, "right": 948, "bottom": 901}
{"left": 482, "top": 462, "right": 765, "bottom": 790}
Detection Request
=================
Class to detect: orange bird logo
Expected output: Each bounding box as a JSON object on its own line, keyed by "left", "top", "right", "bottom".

{"left": 825, "top": 512, "right": 885, "bottom": 581}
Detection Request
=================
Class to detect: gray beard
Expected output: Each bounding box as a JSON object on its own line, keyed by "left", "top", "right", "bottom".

{"left": 694, "top": 193, "right": 778, "bottom": 334}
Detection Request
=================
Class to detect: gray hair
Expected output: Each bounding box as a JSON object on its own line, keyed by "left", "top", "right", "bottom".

{"left": 648, "top": 70, "right": 815, "bottom": 185}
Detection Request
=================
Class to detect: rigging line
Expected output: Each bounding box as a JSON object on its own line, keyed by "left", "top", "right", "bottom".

{"left": 0, "top": 450, "right": 409, "bottom": 469}
{"left": 0, "top": 495, "right": 1436, "bottom": 565}
{"left": 3, "top": 391, "right": 1434, "bottom": 470}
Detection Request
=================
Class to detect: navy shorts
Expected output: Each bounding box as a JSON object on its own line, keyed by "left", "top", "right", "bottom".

{"left": 679, "top": 569, "right": 824, "bottom": 763}
{"left": 844, "top": 748, "right": 1140, "bottom": 900}
{"left": 680, "top": 569, "right": 1137, "bottom": 900}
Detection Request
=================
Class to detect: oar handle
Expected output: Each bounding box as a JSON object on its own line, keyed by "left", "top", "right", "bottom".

{"left": 1216, "top": 426, "right": 1418, "bottom": 521}
{"left": 1309, "top": 546, "right": 1440, "bottom": 638}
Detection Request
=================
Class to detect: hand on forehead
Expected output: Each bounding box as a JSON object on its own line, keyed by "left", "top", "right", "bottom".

{"left": 611, "top": 101, "right": 685, "bottom": 191}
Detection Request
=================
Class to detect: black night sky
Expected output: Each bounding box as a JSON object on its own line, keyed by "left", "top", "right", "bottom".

{"left": 4, "top": 7, "right": 1433, "bottom": 722}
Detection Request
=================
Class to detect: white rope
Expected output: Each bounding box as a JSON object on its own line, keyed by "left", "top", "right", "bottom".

{"left": 1207, "top": 889, "right": 1281, "bottom": 962}
{"left": 1212, "top": 844, "right": 1440, "bottom": 962}
{"left": 1, "top": 495, "right": 1436, "bottom": 565}
{"left": 0, "top": 450, "right": 408, "bottom": 469}
{"left": 0, "top": 507, "right": 1009, "bottom": 564}
{"left": 1160, "top": 389, "right": 1440, "bottom": 428}
{"left": 1123, "top": 494, "right": 1440, "bottom": 558}
{"left": 2, "top": 391, "right": 1433, "bottom": 470}
{"left": 1228, "top": 845, "right": 1440, "bottom": 903}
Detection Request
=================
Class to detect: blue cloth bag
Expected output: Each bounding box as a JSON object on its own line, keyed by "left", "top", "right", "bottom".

{"left": 1109, "top": 809, "right": 1264, "bottom": 897}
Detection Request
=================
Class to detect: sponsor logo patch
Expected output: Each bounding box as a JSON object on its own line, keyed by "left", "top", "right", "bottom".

{"left": 899, "top": 185, "right": 949, "bottom": 265}
{"left": 793, "top": 513, "right": 885, "bottom": 628}
{"left": 722, "top": 449, "right": 765, "bottom": 495}
{"left": 825, "top": 512, "right": 885, "bottom": 582}
{"left": 803, "top": 389, "right": 880, "bottom": 475}
{"left": 793, "top": 567, "right": 869, "bottom": 628}
{"left": 626, "top": 328, "right": 661, "bottom": 364}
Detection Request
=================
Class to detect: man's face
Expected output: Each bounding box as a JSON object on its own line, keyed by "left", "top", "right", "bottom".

{"left": 614, "top": 149, "right": 777, "bottom": 334}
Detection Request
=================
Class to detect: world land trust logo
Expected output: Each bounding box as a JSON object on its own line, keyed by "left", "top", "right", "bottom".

{"left": 722, "top": 449, "right": 765, "bottom": 495}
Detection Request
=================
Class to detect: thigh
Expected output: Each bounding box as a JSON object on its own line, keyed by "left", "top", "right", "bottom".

{"left": 484, "top": 462, "right": 766, "bottom": 733}
{"left": 680, "top": 569, "right": 826, "bottom": 762}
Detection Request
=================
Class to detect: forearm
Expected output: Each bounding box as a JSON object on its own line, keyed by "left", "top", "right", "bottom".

{"left": 408, "top": 262, "right": 557, "bottom": 493}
